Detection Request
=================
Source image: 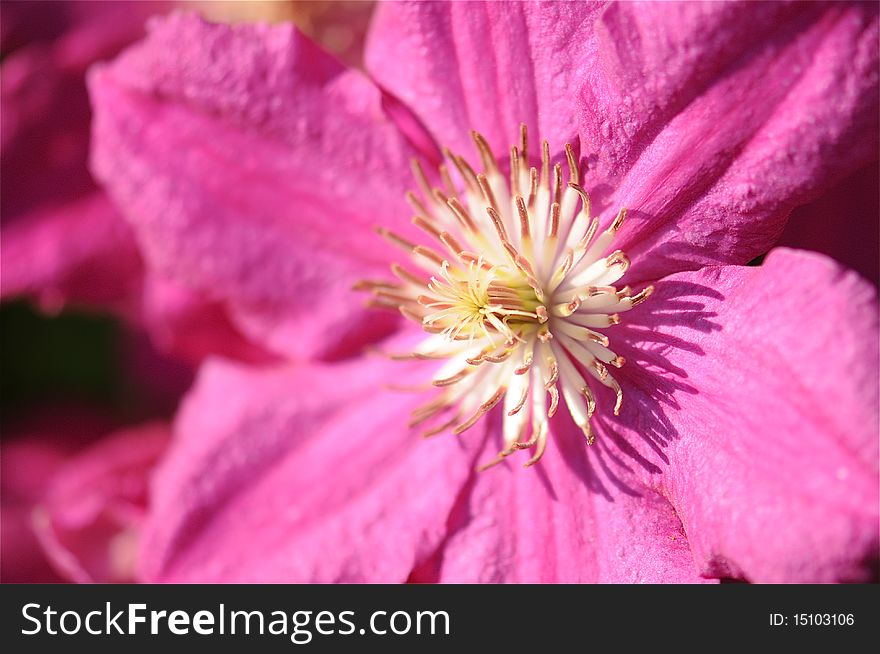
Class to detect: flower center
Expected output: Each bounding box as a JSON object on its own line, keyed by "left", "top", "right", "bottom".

{"left": 359, "top": 125, "right": 652, "bottom": 469}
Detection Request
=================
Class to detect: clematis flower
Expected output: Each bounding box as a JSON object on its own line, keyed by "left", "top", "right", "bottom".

{"left": 89, "top": 3, "right": 878, "bottom": 583}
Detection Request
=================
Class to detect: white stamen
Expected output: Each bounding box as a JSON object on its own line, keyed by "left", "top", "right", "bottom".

{"left": 358, "top": 126, "right": 650, "bottom": 468}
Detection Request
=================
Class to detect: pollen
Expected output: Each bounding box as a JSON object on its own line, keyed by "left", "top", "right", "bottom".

{"left": 359, "top": 125, "right": 652, "bottom": 469}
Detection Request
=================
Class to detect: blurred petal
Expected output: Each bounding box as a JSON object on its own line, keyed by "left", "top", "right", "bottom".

{"left": 1, "top": 0, "right": 163, "bottom": 217}
{"left": 36, "top": 423, "right": 170, "bottom": 583}
{"left": 0, "top": 1, "right": 163, "bottom": 311}
{"left": 1, "top": 2, "right": 256, "bottom": 366}
{"left": 0, "top": 0, "right": 162, "bottom": 60}
{"left": 2, "top": 44, "right": 95, "bottom": 218}
{"left": 366, "top": 0, "right": 600, "bottom": 156}
{"left": 0, "top": 407, "right": 116, "bottom": 582}
{"left": 141, "top": 275, "right": 276, "bottom": 365}
{"left": 141, "top": 357, "right": 481, "bottom": 582}
{"left": 603, "top": 248, "right": 879, "bottom": 582}
{"left": 1, "top": 437, "right": 69, "bottom": 582}
{"left": 583, "top": 1, "right": 879, "bottom": 280}
{"left": 0, "top": 194, "right": 143, "bottom": 313}
{"left": 90, "top": 12, "right": 422, "bottom": 360}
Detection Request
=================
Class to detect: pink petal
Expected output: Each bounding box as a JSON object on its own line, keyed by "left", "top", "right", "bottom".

{"left": 439, "top": 424, "right": 708, "bottom": 583}
{"left": 604, "top": 248, "right": 879, "bottom": 582}
{"left": 365, "top": 1, "right": 601, "bottom": 157}
{"left": 36, "top": 423, "right": 170, "bottom": 583}
{"left": 584, "top": 2, "right": 879, "bottom": 280}
{"left": 89, "top": 12, "right": 424, "bottom": 360}
{"left": 140, "top": 357, "right": 481, "bottom": 582}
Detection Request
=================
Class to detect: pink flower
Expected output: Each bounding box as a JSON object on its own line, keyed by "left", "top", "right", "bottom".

{"left": 89, "top": 3, "right": 878, "bottom": 583}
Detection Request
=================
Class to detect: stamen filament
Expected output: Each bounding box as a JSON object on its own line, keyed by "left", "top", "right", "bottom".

{"left": 358, "top": 125, "right": 647, "bottom": 469}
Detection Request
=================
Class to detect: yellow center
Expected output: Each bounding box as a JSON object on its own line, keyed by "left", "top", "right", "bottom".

{"left": 358, "top": 125, "right": 652, "bottom": 469}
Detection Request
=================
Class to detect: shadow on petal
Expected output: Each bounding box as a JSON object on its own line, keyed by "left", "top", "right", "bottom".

{"left": 557, "top": 278, "right": 723, "bottom": 495}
